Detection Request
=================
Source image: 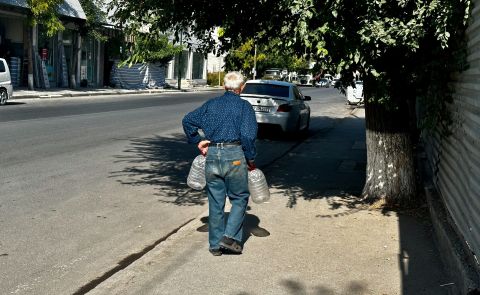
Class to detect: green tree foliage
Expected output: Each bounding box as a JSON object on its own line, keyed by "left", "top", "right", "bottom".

{"left": 207, "top": 71, "right": 225, "bottom": 86}
{"left": 119, "top": 34, "right": 183, "bottom": 67}
{"left": 27, "top": 0, "right": 64, "bottom": 36}
{"left": 224, "top": 39, "right": 266, "bottom": 75}
{"left": 27, "top": 0, "right": 109, "bottom": 40}
{"left": 224, "top": 39, "right": 313, "bottom": 77}
{"left": 79, "top": 0, "right": 108, "bottom": 41}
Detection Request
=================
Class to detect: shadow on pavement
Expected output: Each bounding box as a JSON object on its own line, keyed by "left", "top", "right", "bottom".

{"left": 196, "top": 211, "right": 270, "bottom": 246}
{"left": 110, "top": 133, "right": 207, "bottom": 206}
{"left": 259, "top": 114, "right": 450, "bottom": 294}
{"left": 280, "top": 279, "right": 368, "bottom": 295}
{"left": 109, "top": 114, "right": 448, "bottom": 294}
{"left": 397, "top": 209, "right": 451, "bottom": 294}
{"left": 263, "top": 116, "right": 367, "bottom": 209}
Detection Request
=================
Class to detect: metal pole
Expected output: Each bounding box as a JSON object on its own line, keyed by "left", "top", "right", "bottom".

{"left": 177, "top": 31, "right": 182, "bottom": 90}
{"left": 253, "top": 43, "right": 257, "bottom": 80}
{"left": 217, "top": 47, "right": 221, "bottom": 86}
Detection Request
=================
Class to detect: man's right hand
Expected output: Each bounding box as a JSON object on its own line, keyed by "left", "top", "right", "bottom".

{"left": 247, "top": 160, "right": 256, "bottom": 171}
{"left": 197, "top": 140, "right": 210, "bottom": 156}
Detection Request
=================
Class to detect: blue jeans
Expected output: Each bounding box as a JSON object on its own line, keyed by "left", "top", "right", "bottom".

{"left": 205, "top": 145, "right": 249, "bottom": 250}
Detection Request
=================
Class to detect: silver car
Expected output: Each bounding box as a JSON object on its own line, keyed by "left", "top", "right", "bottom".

{"left": 0, "top": 58, "right": 13, "bottom": 105}
{"left": 241, "top": 80, "right": 311, "bottom": 133}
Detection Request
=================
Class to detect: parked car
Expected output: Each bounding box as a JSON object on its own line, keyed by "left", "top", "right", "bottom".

{"left": 346, "top": 80, "right": 364, "bottom": 105}
{"left": 262, "top": 68, "right": 284, "bottom": 80}
{"left": 241, "top": 80, "right": 311, "bottom": 133}
{"left": 330, "top": 78, "right": 341, "bottom": 88}
{"left": 0, "top": 58, "right": 13, "bottom": 106}
{"left": 296, "top": 74, "right": 314, "bottom": 86}
{"left": 316, "top": 78, "right": 330, "bottom": 88}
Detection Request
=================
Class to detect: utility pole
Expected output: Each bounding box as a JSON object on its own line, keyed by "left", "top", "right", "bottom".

{"left": 216, "top": 46, "right": 221, "bottom": 86}
{"left": 253, "top": 43, "right": 257, "bottom": 80}
{"left": 177, "top": 31, "right": 182, "bottom": 90}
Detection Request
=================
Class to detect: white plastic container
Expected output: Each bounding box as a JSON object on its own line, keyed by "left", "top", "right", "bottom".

{"left": 248, "top": 169, "right": 270, "bottom": 203}
{"left": 187, "top": 155, "right": 206, "bottom": 190}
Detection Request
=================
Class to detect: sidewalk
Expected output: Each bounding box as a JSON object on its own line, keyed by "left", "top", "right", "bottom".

{"left": 11, "top": 86, "right": 222, "bottom": 100}
{"left": 87, "top": 109, "right": 451, "bottom": 295}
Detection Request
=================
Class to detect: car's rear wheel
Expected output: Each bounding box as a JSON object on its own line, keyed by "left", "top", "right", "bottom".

{"left": 295, "top": 116, "right": 310, "bottom": 138}
{"left": 0, "top": 89, "right": 7, "bottom": 105}
{"left": 304, "top": 116, "right": 310, "bottom": 131}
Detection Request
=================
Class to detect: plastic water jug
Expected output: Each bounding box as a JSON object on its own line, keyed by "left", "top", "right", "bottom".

{"left": 248, "top": 169, "right": 270, "bottom": 203}
{"left": 187, "top": 155, "right": 206, "bottom": 190}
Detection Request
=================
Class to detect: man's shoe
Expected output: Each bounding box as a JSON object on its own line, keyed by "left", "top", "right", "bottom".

{"left": 219, "top": 236, "right": 242, "bottom": 254}
{"left": 209, "top": 248, "right": 222, "bottom": 256}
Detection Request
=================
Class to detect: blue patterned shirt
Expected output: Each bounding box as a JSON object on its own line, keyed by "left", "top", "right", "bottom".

{"left": 182, "top": 91, "right": 258, "bottom": 160}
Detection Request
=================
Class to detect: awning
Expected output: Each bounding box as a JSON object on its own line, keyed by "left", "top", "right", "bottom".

{"left": 0, "top": 0, "right": 86, "bottom": 20}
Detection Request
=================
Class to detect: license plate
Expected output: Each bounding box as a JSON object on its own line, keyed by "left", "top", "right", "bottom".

{"left": 253, "top": 106, "right": 270, "bottom": 112}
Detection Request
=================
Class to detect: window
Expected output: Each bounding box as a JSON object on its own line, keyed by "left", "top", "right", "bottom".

{"left": 242, "top": 83, "right": 290, "bottom": 97}
{"left": 265, "top": 70, "right": 280, "bottom": 75}
{"left": 173, "top": 50, "right": 189, "bottom": 79}
{"left": 0, "top": 61, "right": 5, "bottom": 73}
{"left": 293, "top": 87, "right": 303, "bottom": 100}
{"left": 192, "top": 52, "right": 204, "bottom": 79}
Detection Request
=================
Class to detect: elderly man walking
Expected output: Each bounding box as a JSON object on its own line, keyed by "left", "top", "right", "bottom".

{"left": 182, "top": 71, "right": 257, "bottom": 256}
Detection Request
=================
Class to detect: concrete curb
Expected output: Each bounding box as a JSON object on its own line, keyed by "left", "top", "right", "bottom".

{"left": 84, "top": 208, "right": 210, "bottom": 294}
{"left": 11, "top": 87, "right": 223, "bottom": 100}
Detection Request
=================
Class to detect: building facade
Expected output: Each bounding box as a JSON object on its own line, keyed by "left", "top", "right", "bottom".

{"left": 165, "top": 49, "right": 208, "bottom": 87}
{"left": 0, "top": 0, "right": 107, "bottom": 89}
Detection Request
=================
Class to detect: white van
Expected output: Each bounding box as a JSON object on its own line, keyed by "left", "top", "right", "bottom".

{"left": 346, "top": 80, "right": 364, "bottom": 105}
{"left": 0, "top": 58, "right": 13, "bottom": 105}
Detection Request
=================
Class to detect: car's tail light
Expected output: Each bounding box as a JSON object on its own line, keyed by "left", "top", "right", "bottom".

{"left": 277, "top": 104, "right": 292, "bottom": 112}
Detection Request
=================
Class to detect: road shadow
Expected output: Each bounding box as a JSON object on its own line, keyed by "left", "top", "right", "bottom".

{"left": 110, "top": 133, "right": 207, "bottom": 206}
{"left": 3, "top": 101, "right": 26, "bottom": 106}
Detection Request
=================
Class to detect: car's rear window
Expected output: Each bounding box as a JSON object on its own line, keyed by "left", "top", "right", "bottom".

{"left": 242, "top": 83, "right": 290, "bottom": 97}
{"left": 265, "top": 70, "right": 280, "bottom": 75}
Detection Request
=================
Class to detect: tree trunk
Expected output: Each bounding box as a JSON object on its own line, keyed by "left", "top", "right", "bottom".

{"left": 26, "top": 27, "right": 34, "bottom": 90}
{"left": 69, "top": 33, "right": 79, "bottom": 89}
{"left": 363, "top": 99, "right": 417, "bottom": 207}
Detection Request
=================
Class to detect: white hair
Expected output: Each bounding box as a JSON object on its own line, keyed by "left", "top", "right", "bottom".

{"left": 224, "top": 71, "right": 245, "bottom": 90}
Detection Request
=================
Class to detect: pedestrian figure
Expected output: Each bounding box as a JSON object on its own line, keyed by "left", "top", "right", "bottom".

{"left": 182, "top": 71, "right": 257, "bottom": 256}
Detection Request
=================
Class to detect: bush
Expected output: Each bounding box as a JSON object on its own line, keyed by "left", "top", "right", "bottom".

{"left": 207, "top": 71, "right": 225, "bottom": 86}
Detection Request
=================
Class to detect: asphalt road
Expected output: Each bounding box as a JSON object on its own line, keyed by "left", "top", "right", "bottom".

{"left": 0, "top": 87, "right": 350, "bottom": 294}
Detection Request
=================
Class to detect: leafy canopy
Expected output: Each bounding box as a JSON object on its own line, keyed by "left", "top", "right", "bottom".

{"left": 224, "top": 38, "right": 311, "bottom": 76}
{"left": 108, "top": 0, "right": 471, "bottom": 127}
{"left": 27, "top": 0, "right": 109, "bottom": 40}
{"left": 119, "top": 34, "right": 183, "bottom": 67}
{"left": 108, "top": 0, "right": 470, "bottom": 71}
{"left": 27, "top": 0, "right": 65, "bottom": 36}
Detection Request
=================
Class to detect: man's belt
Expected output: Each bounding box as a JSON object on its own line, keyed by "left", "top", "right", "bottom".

{"left": 208, "top": 141, "right": 241, "bottom": 147}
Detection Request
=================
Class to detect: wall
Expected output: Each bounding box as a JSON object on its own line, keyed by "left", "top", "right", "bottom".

{"left": 423, "top": 0, "right": 480, "bottom": 275}
{"left": 110, "top": 62, "right": 166, "bottom": 89}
